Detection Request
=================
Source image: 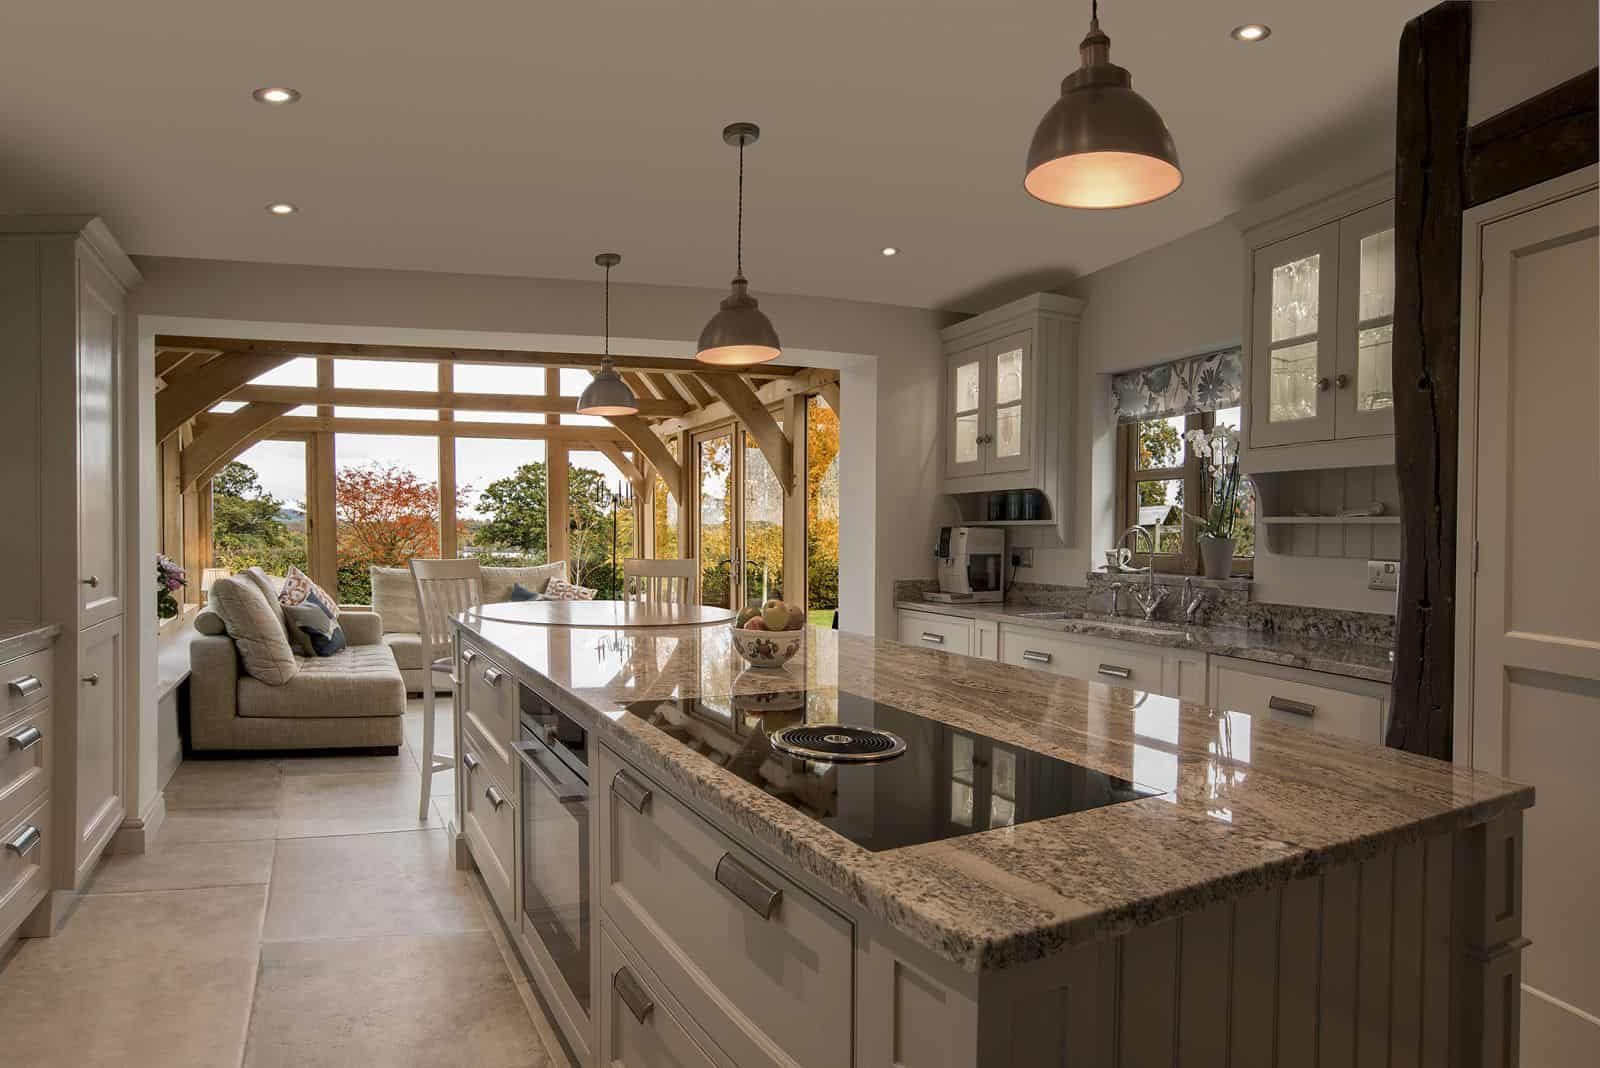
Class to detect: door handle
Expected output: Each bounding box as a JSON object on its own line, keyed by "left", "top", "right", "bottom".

{"left": 513, "top": 741, "right": 588, "bottom": 802}
{"left": 1335, "top": 373, "right": 1350, "bottom": 389}
{"left": 483, "top": 784, "right": 507, "bottom": 810}
{"left": 920, "top": 632, "right": 945, "bottom": 644}
{"left": 1316, "top": 377, "right": 1331, "bottom": 392}
{"left": 461, "top": 751, "right": 481, "bottom": 772}
{"left": 81, "top": 575, "right": 100, "bottom": 588}
{"left": 613, "top": 965, "right": 654, "bottom": 1025}
{"left": 1097, "top": 664, "right": 1132, "bottom": 680}
{"left": 7, "top": 675, "right": 42, "bottom": 698}
{"left": 81, "top": 673, "right": 100, "bottom": 686}
{"left": 611, "top": 770, "right": 652, "bottom": 814}
{"left": 1268, "top": 696, "right": 1316, "bottom": 718}
{"left": 5, "top": 824, "right": 40, "bottom": 858}
{"left": 1022, "top": 650, "right": 1052, "bottom": 664}
{"left": 7, "top": 725, "right": 42, "bottom": 751}
{"left": 483, "top": 667, "right": 505, "bottom": 687}
{"left": 461, "top": 649, "right": 477, "bottom": 666}
{"left": 715, "top": 853, "right": 783, "bottom": 919}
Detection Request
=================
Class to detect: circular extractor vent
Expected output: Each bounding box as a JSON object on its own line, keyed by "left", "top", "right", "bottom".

{"left": 768, "top": 724, "right": 907, "bottom": 764}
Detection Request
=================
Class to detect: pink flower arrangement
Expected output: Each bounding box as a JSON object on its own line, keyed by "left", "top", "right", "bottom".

{"left": 156, "top": 554, "right": 187, "bottom": 619}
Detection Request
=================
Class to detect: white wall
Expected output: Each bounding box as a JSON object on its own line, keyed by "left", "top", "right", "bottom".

{"left": 1468, "top": 0, "right": 1597, "bottom": 124}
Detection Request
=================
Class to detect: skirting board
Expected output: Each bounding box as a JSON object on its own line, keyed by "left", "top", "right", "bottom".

{"left": 109, "top": 792, "right": 167, "bottom": 855}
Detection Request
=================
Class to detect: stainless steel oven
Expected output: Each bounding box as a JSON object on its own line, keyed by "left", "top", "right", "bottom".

{"left": 514, "top": 688, "right": 591, "bottom": 1027}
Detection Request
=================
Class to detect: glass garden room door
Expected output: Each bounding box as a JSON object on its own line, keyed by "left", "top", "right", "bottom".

{"left": 693, "top": 421, "right": 784, "bottom": 611}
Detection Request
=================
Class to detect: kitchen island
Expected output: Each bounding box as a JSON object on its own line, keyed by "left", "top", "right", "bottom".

{"left": 450, "top": 615, "right": 1531, "bottom": 1068}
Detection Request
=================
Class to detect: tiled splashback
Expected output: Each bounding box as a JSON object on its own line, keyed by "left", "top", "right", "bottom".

{"left": 896, "top": 574, "right": 1395, "bottom": 647}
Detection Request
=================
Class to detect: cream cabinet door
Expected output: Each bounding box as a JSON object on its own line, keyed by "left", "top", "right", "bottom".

{"left": 945, "top": 343, "right": 986, "bottom": 479}
{"left": 74, "top": 616, "right": 124, "bottom": 882}
{"left": 984, "top": 330, "right": 1034, "bottom": 475}
{"left": 1210, "top": 657, "right": 1385, "bottom": 744}
{"left": 1249, "top": 222, "right": 1340, "bottom": 448}
{"left": 1460, "top": 173, "right": 1600, "bottom": 1064}
{"left": 1332, "top": 201, "right": 1397, "bottom": 439}
{"left": 897, "top": 610, "right": 973, "bottom": 657}
{"left": 76, "top": 251, "right": 123, "bottom": 628}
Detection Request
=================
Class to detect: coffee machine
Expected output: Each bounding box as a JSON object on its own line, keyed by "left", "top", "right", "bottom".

{"left": 929, "top": 527, "right": 1006, "bottom": 603}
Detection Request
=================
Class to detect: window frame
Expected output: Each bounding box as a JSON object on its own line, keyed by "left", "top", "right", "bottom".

{"left": 1116, "top": 410, "right": 1254, "bottom": 576}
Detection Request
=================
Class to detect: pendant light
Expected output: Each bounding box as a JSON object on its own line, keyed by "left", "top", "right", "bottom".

{"left": 1024, "top": 0, "right": 1182, "bottom": 209}
{"left": 577, "top": 252, "right": 640, "bottom": 417}
{"left": 696, "top": 122, "right": 782, "bottom": 366}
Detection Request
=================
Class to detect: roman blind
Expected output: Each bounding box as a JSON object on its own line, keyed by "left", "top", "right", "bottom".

{"left": 1110, "top": 346, "right": 1243, "bottom": 424}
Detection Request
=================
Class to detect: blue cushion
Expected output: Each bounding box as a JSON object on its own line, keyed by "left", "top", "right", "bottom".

{"left": 509, "top": 582, "right": 540, "bottom": 602}
{"left": 284, "top": 586, "right": 347, "bottom": 657}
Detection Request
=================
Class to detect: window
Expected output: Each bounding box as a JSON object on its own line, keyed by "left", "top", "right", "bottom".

{"left": 332, "top": 434, "right": 442, "bottom": 604}
{"left": 456, "top": 438, "right": 548, "bottom": 567}
{"left": 567, "top": 450, "right": 635, "bottom": 597}
{"left": 805, "top": 395, "right": 839, "bottom": 626}
{"left": 652, "top": 438, "right": 680, "bottom": 560}
{"left": 1117, "top": 406, "right": 1254, "bottom": 574}
{"left": 211, "top": 439, "right": 309, "bottom": 579}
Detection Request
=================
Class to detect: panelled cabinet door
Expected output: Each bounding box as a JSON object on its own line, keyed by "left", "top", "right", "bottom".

{"left": 1333, "top": 201, "right": 1397, "bottom": 439}
{"left": 984, "top": 330, "right": 1034, "bottom": 475}
{"left": 945, "top": 343, "right": 987, "bottom": 479}
{"left": 76, "top": 250, "right": 123, "bottom": 627}
{"left": 75, "top": 616, "right": 125, "bottom": 879}
{"left": 1249, "top": 221, "right": 1339, "bottom": 448}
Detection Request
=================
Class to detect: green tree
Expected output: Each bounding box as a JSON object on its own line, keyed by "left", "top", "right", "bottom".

{"left": 1137, "top": 418, "right": 1183, "bottom": 507}
{"left": 474, "top": 462, "right": 549, "bottom": 557}
{"left": 210, "top": 461, "right": 307, "bottom": 577}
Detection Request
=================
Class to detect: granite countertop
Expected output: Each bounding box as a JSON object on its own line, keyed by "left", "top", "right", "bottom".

{"left": 0, "top": 622, "right": 62, "bottom": 662}
{"left": 453, "top": 615, "right": 1527, "bottom": 974}
{"left": 897, "top": 598, "right": 1396, "bottom": 683}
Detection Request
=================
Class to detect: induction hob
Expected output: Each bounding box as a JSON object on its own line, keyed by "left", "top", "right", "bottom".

{"left": 623, "top": 689, "right": 1160, "bottom": 852}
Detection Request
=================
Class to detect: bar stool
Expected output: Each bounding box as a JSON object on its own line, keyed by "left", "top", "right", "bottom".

{"left": 409, "top": 558, "right": 484, "bottom": 821}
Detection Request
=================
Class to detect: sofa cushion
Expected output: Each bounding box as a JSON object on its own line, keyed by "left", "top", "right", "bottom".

{"left": 284, "top": 586, "right": 347, "bottom": 657}
{"left": 483, "top": 562, "right": 566, "bottom": 604}
{"left": 382, "top": 631, "right": 427, "bottom": 671}
{"left": 543, "top": 577, "right": 597, "bottom": 601}
{"left": 209, "top": 575, "right": 300, "bottom": 686}
{"left": 241, "top": 567, "right": 292, "bottom": 640}
{"left": 194, "top": 610, "right": 227, "bottom": 636}
{"left": 237, "top": 643, "right": 405, "bottom": 719}
{"left": 279, "top": 565, "right": 339, "bottom": 617}
{"left": 370, "top": 566, "right": 418, "bottom": 634}
{"left": 509, "top": 582, "right": 540, "bottom": 602}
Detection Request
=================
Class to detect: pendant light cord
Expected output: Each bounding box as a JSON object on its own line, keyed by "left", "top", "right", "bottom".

{"left": 602, "top": 260, "right": 611, "bottom": 360}
{"left": 736, "top": 138, "right": 745, "bottom": 279}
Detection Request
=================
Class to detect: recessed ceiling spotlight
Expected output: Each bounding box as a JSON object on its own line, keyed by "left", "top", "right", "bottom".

{"left": 1230, "top": 24, "right": 1271, "bottom": 42}
{"left": 266, "top": 202, "right": 297, "bottom": 215}
{"left": 252, "top": 87, "right": 301, "bottom": 104}
{"left": 880, "top": 246, "right": 899, "bottom": 257}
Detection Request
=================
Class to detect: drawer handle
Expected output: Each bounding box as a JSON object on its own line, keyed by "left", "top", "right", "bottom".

{"left": 1269, "top": 696, "right": 1316, "bottom": 718}
{"left": 920, "top": 632, "right": 945, "bottom": 644}
{"left": 611, "top": 770, "right": 652, "bottom": 814}
{"left": 81, "top": 673, "right": 100, "bottom": 686}
{"left": 483, "top": 667, "right": 505, "bottom": 687}
{"left": 81, "top": 575, "right": 100, "bottom": 588}
{"left": 1022, "top": 650, "right": 1052, "bottom": 664}
{"left": 462, "top": 752, "right": 481, "bottom": 772}
{"left": 5, "top": 824, "right": 40, "bottom": 858}
{"left": 461, "top": 649, "right": 478, "bottom": 665}
{"left": 7, "top": 675, "right": 43, "bottom": 698}
{"left": 715, "top": 853, "right": 783, "bottom": 920}
{"left": 8, "top": 725, "right": 42, "bottom": 751}
{"left": 1097, "top": 664, "right": 1131, "bottom": 680}
{"left": 484, "top": 784, "right": 507, "bottom": 810}
{"left": 613, "top": 965, "right": 654, "bottom": 1025}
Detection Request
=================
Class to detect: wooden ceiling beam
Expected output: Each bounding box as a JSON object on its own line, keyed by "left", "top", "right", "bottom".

{"left": 156, "top": 353, "right": 293, "bottom": 443}
{"left": 700, "top": 374, "right": 794, "bottom": 495}
{"left": 607, "top": 415, "right": 682, "bottom": 504}
{"left": 595, "top": 442, "right": 644, "bottom": 491}
{"left": 269, "top": 414, "right": 629, "bottom": 443}
{"left": 672, "top": 372, "right": 718, "bottom": 407}
{"left": 153, "top": 334, "right": 808, "bottom": 377}
{"left": 650, "top": 368, "right": 839, "bottom": 437}
{"left": 230, "top": 383, "right": 687, "bottom": 417}
{"left": 155, "top": 349, "right": 198, "bottom": 380}
{"left": 179, "top": 402, "right": 295, "bottom": 492}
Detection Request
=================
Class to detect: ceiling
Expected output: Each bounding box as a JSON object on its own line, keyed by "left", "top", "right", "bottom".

{"left": 0, "top": 2, "right": 1421, "bottom": 312}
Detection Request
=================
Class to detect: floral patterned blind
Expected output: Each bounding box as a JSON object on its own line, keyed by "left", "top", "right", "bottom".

{"left": 1110, "top": 346, "right": 1244, "bottom": 424}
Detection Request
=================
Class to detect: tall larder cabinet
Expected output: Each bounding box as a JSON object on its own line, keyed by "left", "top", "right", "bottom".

{"left": 0, "top": 216, "right": 140, "bottom": 913}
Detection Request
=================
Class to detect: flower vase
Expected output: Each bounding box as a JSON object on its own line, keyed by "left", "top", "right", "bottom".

{"left": 1199, "top": 535, "right": 1236, "bottom": 580}
{"left": 157, "top": 588, "right": 180, "bottom": 620}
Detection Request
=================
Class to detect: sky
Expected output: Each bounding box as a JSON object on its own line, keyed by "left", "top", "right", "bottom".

{"left": 222, "top": 359, "right": 628, "bottom": 520}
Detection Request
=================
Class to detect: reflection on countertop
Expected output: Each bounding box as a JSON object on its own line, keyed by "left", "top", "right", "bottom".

{"left": 453, "top": 616, "right": 1527, "bottom": 973}
{"left": 896, "top": 598, "right": 1397, "bottom": 682}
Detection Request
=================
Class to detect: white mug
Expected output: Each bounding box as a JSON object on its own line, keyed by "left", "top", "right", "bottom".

{"left": 1104, "top": 547, "right": 1131, "bottom": 571}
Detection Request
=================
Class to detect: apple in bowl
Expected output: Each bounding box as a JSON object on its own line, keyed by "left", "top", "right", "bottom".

{"left": 732, "top": 601, "right": 805, "bottom": 668}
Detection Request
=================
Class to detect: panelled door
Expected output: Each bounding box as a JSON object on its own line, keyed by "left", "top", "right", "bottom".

{"left": 1249, "top": 221, "right": 1340, "bottom": 448}
{"left": 1332, "top": 201, "right": 1397, "bottom": 439}
{"left": 984, "top": 330, "right": 1034, "bottom": 475}
{"left": 693, "top": 421, "right": 786, "bottom": 612}
{"left": 77, "top": 250, "right": 123, "bottom": 627}
{"left": 1460, "top": 171, "right": 1599, "bottom": 1066}
{"left": 945, "top": 342, "right": 987, "bottom": 479}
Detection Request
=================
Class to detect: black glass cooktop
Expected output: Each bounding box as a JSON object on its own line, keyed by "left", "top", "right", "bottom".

{"left": 623, "top": 689, "right": 1160, "bottom": 852}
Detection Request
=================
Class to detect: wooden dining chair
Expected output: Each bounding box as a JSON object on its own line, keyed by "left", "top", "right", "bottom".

{"left": 623, "top": 558, "right": 697, "bottom": 606}
{"left": 409, "top": 558, "right": 484, "bottom": 822}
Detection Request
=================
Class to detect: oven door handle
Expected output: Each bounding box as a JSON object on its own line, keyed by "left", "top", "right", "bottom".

{"left": 513, "top": 739, "right": 588, "bottom": 802}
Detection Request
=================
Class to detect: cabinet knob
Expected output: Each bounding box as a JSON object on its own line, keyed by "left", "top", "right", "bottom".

{"left": 1334, "top": 373, "right": 1350, "bottom": 390}
{"left": 81, "top": 575, "right": 100, "bottom": 588}
{"left": 1316, "top": 377, "right": 1331, "bottom": 393}
{"left": 81, "top": 673, "right": 100, "bottom": 686}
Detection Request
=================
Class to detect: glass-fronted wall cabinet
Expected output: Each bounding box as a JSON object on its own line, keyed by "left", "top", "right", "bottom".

{"left": 1245, "top": 186, "right": 1396, "bottom": 457}
{"left": 944, "top": 331, "right": 1033, "bottom": 479}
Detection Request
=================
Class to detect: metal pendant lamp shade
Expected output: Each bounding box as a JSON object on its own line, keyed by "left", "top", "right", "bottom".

{"left": 577, "top": 252, "right": 640, "bottom": 417}
{"left": 697, "top": 122, "right": 782, "bottom": 367}
{"left": 1024, "top": 3, "right": 1182, "bottom": 210}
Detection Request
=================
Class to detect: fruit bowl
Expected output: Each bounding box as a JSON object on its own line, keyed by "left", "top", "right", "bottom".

{"left": 731, "top": 625, "right": 804, "bottom": 669}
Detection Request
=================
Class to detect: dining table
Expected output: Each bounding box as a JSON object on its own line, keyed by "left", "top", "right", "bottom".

{"left": 466, "top": 598, "right": 738, "bottom": 629}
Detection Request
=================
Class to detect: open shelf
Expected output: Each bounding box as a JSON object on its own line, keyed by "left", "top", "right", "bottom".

{"left": 1257, "top": 515, "right": 1400, "bottom": 526}
{"left": 960, "top": 519, "right": 1058, "bottom": 528}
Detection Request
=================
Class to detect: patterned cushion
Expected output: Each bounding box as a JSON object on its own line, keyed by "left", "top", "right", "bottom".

{"left": 284, "top": 586, "right": 347, "bottom": 657}
{"left": 209, "top": 575, "right": 300, "bottom": 686}
{"left": 279, "top": 565, "right": 339, "bottom": 617}
{"left": 542, "top": 578, "right": 597, "bottom": 601}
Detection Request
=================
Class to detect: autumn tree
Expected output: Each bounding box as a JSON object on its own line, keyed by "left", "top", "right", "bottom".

{"left": 334, "top": 462, "right": 465, "bottom": 602}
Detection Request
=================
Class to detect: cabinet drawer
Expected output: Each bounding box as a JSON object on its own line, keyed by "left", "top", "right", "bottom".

{"left": 1001, "top": 627, "right": 1166, "bottom": 692}
{"left": 462, "top": 723, "right": 516, "bottom": 921}
{"left": 1211, "top": 659, "right": 1384, "bottom": 744}
{"left": 598, "top": 745, "right": 853, "bottom": 1068}
{"left": 0, "top": 795, "right": 50, "bottom": 942}
{"left": 600, "top": 926, "right": 723, "bottom": 1068}
{"left": 0, "top": 704, "right": 50, "bottom": 833}
{"left": 897, "top": 610, "right": 972, "bottom": 656}
{"left": 460, "top": 646, "right": 515, "bottom": 790}
{"left": 1, "top": 648, "right": 51, "bottom": 720}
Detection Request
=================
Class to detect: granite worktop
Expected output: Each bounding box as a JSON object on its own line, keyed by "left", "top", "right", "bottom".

{"left": 0, "top": 622, "right": 61, "bottom": 661}
{"left": 897, "top": 598, "right": 1397, "bottom": 682}
{"left": 453, "top": 614, "right": 1528, "bottom": 974}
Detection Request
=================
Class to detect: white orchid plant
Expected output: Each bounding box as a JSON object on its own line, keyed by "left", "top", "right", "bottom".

{"left": 1182, "top": 425, "right": 1246, "bottom": 541}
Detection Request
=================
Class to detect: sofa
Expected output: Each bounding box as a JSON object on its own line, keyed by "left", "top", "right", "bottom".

{"left": 369, "top": 561, "right": 568, "bottom": 694}
{"left": 189, "top": 575, "right": 406, "bottom": 752}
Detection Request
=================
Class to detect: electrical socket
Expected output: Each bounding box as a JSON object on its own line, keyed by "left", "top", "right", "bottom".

{"left": 1367, "top": 559, "right": 1400, "bottom": 592}
{"left": 1012, "top": 547, "right": 1033, "bottom": 569}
